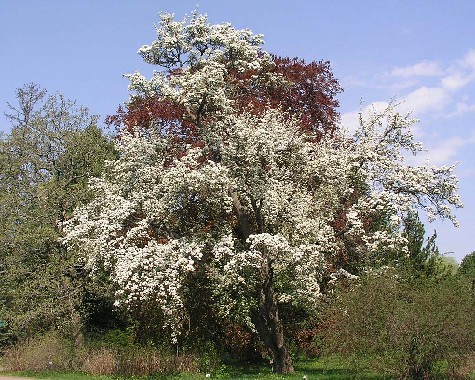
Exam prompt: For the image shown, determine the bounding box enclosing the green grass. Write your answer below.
[0,357,391,380]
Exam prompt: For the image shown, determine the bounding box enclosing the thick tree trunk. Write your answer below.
[230,189,293,373]
[251,257,294,374]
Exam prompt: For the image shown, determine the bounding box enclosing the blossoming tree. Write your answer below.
[64,12,462,373]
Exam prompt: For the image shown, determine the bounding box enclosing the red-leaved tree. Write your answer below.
[106,55,342,140]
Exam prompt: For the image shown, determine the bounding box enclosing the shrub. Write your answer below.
[220,321,263,361]
[80,347,117,375]
[87,328,134,349]
[0,321,13,352]
[321,272,475,379]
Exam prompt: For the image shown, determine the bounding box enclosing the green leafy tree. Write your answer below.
[0,84,116,345]
[402,211,446,278]
[459,251,475,293]
[459,251,475,277]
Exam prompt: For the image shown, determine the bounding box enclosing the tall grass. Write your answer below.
[3,331,474,379]
[2,331,198,376]
[82,346,198,376]
[4,331,74,372]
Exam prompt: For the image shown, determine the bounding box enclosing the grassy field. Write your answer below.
[4,355,475,380]
[0,357,389,380]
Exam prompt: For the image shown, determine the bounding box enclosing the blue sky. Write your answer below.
[1,1,474,262]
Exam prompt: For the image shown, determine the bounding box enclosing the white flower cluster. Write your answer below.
[128,11,278,119]
[211,231,325,324]
[63,129,231,340]
[352,103,462,230]
[138,11,265,71]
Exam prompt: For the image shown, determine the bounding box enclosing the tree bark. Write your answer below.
[229,187,251,241]
[251,256,294,374]
[229,190,293,373]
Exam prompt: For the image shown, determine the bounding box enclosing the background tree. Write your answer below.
[0,84,117,345]
[459,251,475,293]
[107,55,342,139]
[64,12,461,374]
[459,251,475,277]
[402,211,441,277]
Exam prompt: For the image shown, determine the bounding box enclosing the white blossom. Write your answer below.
[64,13,462,342]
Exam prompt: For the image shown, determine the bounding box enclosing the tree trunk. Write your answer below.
[251,256,294,374]
[230,190,293,373]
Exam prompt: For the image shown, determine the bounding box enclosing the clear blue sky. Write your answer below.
[1,1,474,262]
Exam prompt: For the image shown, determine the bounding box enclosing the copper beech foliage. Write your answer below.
[106,55,342,142]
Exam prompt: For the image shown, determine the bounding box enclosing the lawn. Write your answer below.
[0,357,390,380]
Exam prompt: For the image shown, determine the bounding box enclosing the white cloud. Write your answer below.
[365,101,391,114]
[418,136,466,165]
[349,65,471,119]
[341,48,475,166]
[438,49,475,91]
[390,61,443,77]
[340,110,360,133]
[462,49,475,69]
[400,86,449,115]
[363,49,475,117]
[408,133,475,167]
[448,102,475,117]
[441,73,474,90]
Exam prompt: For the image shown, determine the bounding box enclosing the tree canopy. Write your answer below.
[63,12,462,374]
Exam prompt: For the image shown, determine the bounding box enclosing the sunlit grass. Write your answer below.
[0,357,391,380]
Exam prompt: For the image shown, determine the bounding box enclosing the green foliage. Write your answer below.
[0,320,13,350]
[437,255,459,276]
[322,272,475,379]
[0,83,117,343]
[89,329,135,349]
[402,211,442,278]
[460,251,475,278]
[194,341,223,374]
